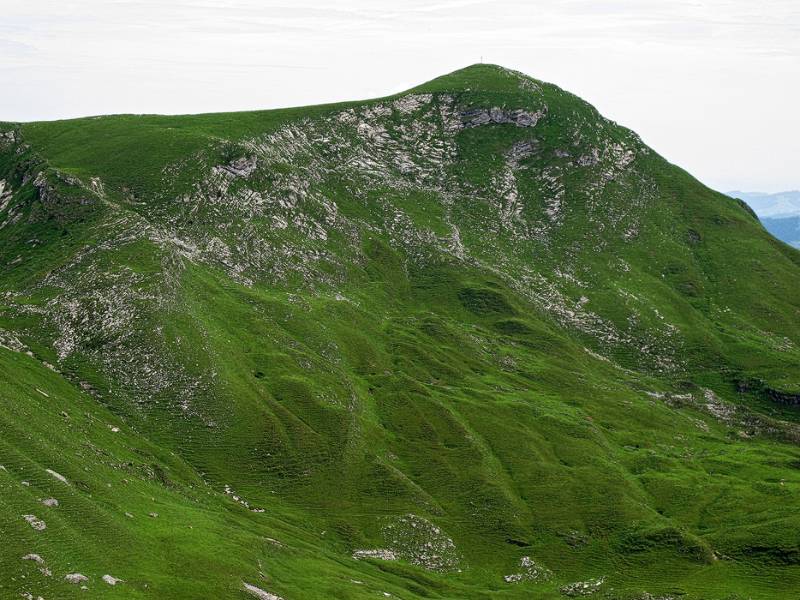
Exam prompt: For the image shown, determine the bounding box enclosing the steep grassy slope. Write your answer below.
[2,65,800,599]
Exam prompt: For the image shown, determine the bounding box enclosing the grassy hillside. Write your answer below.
[1,64,800,599]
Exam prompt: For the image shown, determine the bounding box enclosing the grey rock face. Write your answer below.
[0,130,17,148]
[352,548,397,561]
[577,148,601,167]
[216,156,258,178]
[242,582,284,600]
[507,140,540,168]
[503,555,552,583]
[560,576,606,596]
[23,514,47,531]
[22,553,44,563]
[460,107,546,128]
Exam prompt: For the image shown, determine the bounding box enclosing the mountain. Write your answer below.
[727,191,800,248]
[728,190,800,218]
[761,215,800,248]
[2,64,800,599]
[728,191,800,248]
[759,215,800,248]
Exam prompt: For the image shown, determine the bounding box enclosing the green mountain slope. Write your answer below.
[1,64,800,599]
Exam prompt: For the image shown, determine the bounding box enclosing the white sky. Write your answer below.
[1,0,798,192]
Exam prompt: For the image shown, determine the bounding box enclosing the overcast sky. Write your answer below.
[1,0,797,192]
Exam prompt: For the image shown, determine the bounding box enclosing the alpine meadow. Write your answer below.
[2,64,800,599]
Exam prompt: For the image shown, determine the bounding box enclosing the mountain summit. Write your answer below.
[1,65,800,599]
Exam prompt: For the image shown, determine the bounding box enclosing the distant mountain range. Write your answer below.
[728,191,800,247]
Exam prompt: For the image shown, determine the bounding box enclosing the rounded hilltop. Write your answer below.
[406,63,609,139]
[410,63,546,94]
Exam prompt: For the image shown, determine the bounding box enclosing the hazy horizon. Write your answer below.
[2,0,797,192]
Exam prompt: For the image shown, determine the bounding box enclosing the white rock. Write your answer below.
[41,497,59,507]
[23,515,46,530]
[102,574,123,585]
[243,582,284,600]
[46,469,69,485]
[65,573,89,584]
[22,553,44,563]
[352,549,397,561]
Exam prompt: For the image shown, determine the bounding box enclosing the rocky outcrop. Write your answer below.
[22,554,44,563]
[506,140,540,168]
[766,387,800,405]
[46,468,69,485]
[736,378,800,406]
[381,514,461,572]
[23,514,46,531]
[243,582,283,600]
[215,156,258,178]
[460,107,546,128]
[31,169,96,225]
[0,129,18,148]
[560,577,605,596]
[503,555,552,583]
[352,548,397,561]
